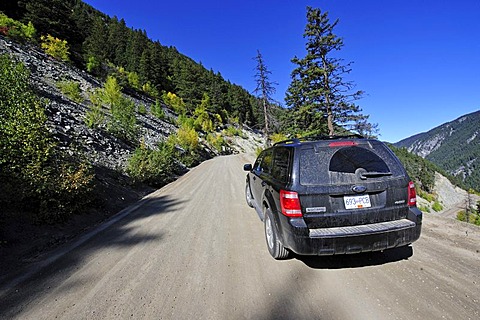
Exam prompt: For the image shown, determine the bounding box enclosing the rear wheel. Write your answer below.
[245,183,254,208]
[264,207,290,259]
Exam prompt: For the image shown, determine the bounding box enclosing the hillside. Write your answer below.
[0,33,264,266]
[0,0,265,128]
[389,144,479,217]
[395,110,480,191]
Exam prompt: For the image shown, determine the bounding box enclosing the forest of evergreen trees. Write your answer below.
[0,0,265,128]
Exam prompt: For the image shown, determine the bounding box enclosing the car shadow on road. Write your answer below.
[295,246,414,269]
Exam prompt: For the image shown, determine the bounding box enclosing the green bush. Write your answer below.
[142,82,159,98]
[38,159,94,222]
[151,99,165,119]
[0,54,93,222]
[270,133,288,144]
[225,126,241,137]
[138,104,147,115]
[108,97,139,143]
[41,34,70,61]
[86,56,101,74]
[177,125,199,152]
[432,201,443,212]
[177,114,195,129]
[418,204,431,213]
[85,89,105,128]
[207,133,228,152]
[163,92,186,115]
[127,141,177,186]
[89,76,139,143]
[57,80,83,103]
[0,54,54,203]
[0,13,36,40]
[417,190,436,203]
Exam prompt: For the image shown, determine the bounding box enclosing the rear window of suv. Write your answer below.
[299,141,404,185]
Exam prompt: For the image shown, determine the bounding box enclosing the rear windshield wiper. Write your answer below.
[360,171,392,179]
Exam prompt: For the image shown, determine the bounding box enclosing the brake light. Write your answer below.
[328,141,358,147]
[280,190,302,217]
[407,181,417,207]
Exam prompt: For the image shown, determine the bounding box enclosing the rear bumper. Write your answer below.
[281,207,422,255]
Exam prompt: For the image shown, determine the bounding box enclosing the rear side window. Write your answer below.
[271,147,292,183]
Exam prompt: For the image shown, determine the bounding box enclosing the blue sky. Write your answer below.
[82,0,480,143]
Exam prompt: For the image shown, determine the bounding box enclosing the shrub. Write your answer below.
[0,54,93,222]
[177,114,195,129]
[0,13,36,40]
[163,92,186,115]
[0,54,54,203]
[90,76,139,143]
[207,133,228,152]
[138,104,147,115]
[225,126,238,137]
[177,125,199,152]
[151,99,165,119]
[57,80,83,103]
[102,76,122,106]
[432,201,443,212]
[85,89,105,128]
[270,133,288,144]
[108,96,139,143]
[418,204,431,213]
[127,71,140,90]
[40,34,70,61]
[38,159,94,222]
[86,56,101,74]
[127,141,177,187]
[417,190,436,203]
[142,81,159,98]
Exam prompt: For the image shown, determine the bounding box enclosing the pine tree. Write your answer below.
[253,50,277,146]
[285,7,370,136]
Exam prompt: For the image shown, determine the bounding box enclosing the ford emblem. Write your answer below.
[352,185,367,193]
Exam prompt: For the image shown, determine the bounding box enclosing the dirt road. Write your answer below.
[0,154,479,319]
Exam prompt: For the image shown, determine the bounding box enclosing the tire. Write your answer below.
[264,207,290,259]
[245,183,254,208]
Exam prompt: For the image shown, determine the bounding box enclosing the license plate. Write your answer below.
[344,195,371,209]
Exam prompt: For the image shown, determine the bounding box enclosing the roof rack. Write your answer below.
[273,134,365,146]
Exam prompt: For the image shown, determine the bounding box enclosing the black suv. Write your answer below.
[243,135,422,259]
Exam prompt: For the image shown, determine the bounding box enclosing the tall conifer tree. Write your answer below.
[285,7,370,136]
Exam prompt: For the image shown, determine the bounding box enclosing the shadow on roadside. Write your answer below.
[0,194,185,318]
[295,245,414,269]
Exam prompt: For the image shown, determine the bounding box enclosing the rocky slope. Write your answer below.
[1,34,263,175]
[416,172,480,218]
[0,34,264,268]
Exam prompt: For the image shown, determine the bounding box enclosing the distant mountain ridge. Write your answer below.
[394,110,480,191]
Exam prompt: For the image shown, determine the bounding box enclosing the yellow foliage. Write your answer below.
[177,125,198,151]
[40,34,70,61]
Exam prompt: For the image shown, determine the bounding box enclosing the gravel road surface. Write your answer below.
[0,154,479,319]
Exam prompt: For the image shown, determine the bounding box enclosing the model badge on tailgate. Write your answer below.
[306,207,327,213]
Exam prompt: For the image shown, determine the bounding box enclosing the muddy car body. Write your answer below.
[244,136,422,259]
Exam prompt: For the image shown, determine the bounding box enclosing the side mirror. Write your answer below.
[243,164,252,171]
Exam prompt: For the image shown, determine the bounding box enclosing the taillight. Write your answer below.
[280,190,302,217]
[407,181,417,207]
